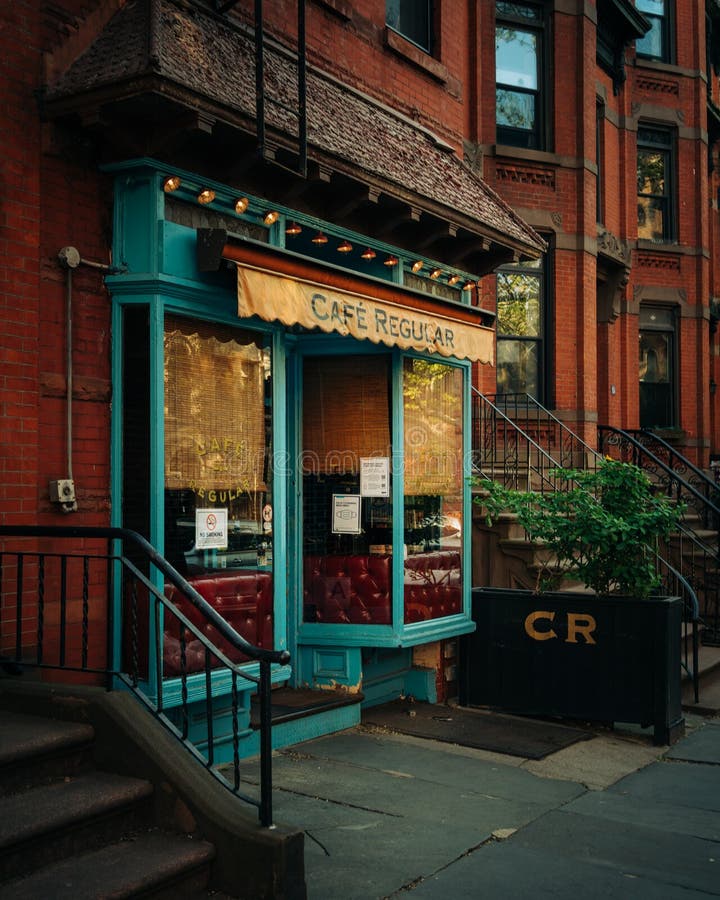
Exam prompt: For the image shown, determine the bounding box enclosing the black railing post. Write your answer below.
[259,658,274,827]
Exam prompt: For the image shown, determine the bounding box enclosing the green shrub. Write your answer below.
[478,458,683,598]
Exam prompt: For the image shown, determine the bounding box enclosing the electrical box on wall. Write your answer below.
[49,479,77,512]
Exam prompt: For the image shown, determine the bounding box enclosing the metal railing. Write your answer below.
[598,426,720,645]
[472,391,600,492]
[599,427,720,535]
[0,525,289,827]
[472,390,700,699]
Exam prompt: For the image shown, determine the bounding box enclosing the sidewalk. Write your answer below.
[238,708,720,898]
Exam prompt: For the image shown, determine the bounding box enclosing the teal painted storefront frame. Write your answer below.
[105,158,477,721]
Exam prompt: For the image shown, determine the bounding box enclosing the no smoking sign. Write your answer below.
[195,508,228,549]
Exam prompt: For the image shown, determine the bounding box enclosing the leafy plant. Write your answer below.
[478,458,683,598]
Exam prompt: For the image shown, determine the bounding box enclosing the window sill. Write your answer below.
[384,27,448,84]
[493,144,555,164]
[636,239,679,251]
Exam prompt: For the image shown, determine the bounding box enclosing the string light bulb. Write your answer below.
[197,189,215,205]
[163,175,181,193]
[263,210,280,225]
[234,197,249,214]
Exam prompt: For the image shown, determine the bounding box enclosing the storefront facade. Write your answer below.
[108,159,508,752]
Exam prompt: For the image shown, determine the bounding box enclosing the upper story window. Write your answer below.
[596,99,605,225]
[637,125,675,242]
[495,256,547,402]
[386,0,432,53]
[495,1,548,150]
[636,0,672,62]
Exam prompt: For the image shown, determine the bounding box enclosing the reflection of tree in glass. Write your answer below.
[637,151,664,194]
[497,272,540,336]
[497,2,541,21]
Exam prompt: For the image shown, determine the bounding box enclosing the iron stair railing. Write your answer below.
[472,390,700,700]
[600,427,720,535]
[0,525,289,827]
[598,426,720,645]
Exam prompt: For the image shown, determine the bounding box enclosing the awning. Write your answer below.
[237,266,494,364]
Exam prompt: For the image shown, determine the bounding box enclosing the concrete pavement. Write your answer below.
[235,709,720,898]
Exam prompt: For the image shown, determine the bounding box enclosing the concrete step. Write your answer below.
[0,770,154,880]
[0,829,215,899]
[0,710,94,796]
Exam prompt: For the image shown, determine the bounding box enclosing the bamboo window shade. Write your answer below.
[164,317,269,492]
[303,356,391,474]
[403,359,463,495]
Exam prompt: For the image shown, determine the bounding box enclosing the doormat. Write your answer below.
[362,700,592,760]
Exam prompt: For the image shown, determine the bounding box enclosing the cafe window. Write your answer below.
[403,358,464,624]
[637,125,675,242]
[300,354,465,628]
[495,257,546,401]
[495,1,548,150]
[302,355,393,625]
[163,316,273,577]
[386,0,433,52]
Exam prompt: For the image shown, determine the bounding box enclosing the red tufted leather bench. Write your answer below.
[302,551,462,625]
[163,571,273,676]
[303,555,392,624]
[404,551,462,622]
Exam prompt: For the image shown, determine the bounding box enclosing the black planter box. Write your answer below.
[460,587,684,745]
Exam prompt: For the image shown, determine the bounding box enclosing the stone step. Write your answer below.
[0,770,155,881]
[0,710,94,796]
[0,829,215,899]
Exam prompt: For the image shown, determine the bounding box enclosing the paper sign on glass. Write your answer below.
[332,494,362,534]
[195,508,228,549]
[360,457,390,497]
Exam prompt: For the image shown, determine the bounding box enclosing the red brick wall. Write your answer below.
[0,1,112,525]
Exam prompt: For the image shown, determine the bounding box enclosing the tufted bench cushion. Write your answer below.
[404,551,462,622]
[302,551,462,625]
[163,571,273,676]
[303,555,392,624]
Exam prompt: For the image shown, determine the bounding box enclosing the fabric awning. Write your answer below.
[237,266,494,364]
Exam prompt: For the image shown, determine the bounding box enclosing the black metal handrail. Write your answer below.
[0,525,289,826]
[598,425,720,646]
[472,390,601,490]
[472,389,700,699]
[600,426,720,531]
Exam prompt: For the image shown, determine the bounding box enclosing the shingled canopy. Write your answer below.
[42,0,545,272]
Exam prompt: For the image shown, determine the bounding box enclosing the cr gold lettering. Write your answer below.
[524,610,597,644]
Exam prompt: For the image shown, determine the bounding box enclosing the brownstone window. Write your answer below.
[495,256,547,401]
[386,0,432,53]
[637,125,675,242]
[495,1,548,150]
[636,0,673,63]
[639,306,677,428]
[596,98,605,225]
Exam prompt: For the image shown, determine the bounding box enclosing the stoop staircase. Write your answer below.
[0,709,217,898]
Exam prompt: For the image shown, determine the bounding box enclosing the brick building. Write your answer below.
[0,0,719,750]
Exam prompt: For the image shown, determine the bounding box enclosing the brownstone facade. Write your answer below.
[1,0,719,510]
